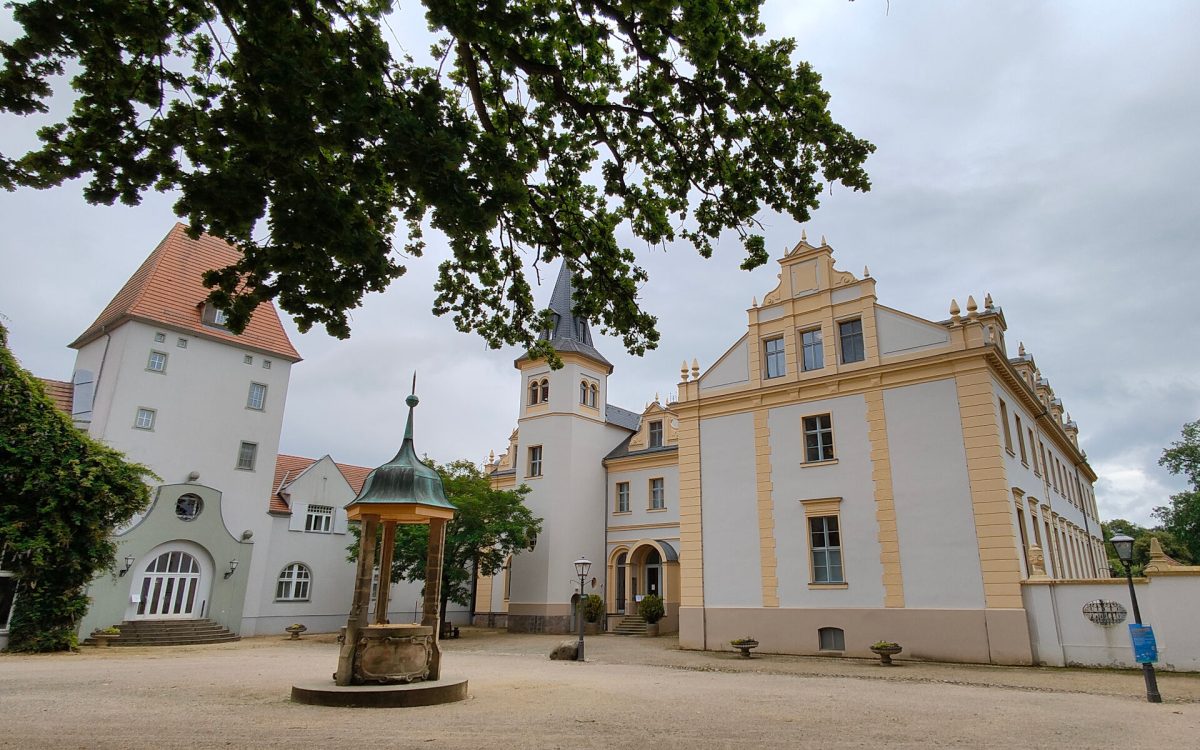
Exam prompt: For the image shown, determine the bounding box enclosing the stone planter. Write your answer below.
[584,621,601,636]
[870,645,903,665]
[731,640,759,658]
[644,622,660,637]
[93,633,119,648]
[285,624,308,640]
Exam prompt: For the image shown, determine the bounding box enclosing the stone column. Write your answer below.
[423,516,448,680]
[374,521,397,624]
[335,515,378,686]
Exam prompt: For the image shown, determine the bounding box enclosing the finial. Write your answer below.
[949,298,961,323]
[489,449,495,463]
[403,372,419,440]
[820,234,827,246]
[1018,341,1026,356]
[985,292,994,310]
[752,295,758,308]
[966,295,978,314]
[863,265,870,278]
[681,360,689,381]
[691,358,700,379]
[801,229,807,242]
[654,392,660,403]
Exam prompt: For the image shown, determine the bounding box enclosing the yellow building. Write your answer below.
[477,236,1105,664]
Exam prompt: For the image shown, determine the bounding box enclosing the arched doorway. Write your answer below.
[128,542,213,620]
[615,552,627,614]
[643,548,662,600]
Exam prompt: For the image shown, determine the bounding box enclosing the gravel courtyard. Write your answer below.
[2,628,1198,749]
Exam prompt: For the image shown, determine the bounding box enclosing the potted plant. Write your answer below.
[870,640,903,665]
[730,636,759,658]
[638,595,665,636]
[93,626,121,648]
[581,594,605,635]
[285,623,308,640]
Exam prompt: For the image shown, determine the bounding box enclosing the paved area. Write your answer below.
[2,628,1198,748]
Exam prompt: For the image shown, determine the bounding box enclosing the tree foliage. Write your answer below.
[0,1,873,357]
[354,459,540,616]
[0,324,154,651]
[1155,420,1200,562]
[1101,519,1194,578]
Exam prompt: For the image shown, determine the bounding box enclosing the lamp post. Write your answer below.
[574,557,591,662]
[1109,534,1161,703]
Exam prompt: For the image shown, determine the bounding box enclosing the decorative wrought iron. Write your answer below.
[1082,599,1127,626]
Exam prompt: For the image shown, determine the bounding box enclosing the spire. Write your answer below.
[524,260,612,369]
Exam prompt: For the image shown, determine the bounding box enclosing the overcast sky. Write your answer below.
[2,1,1197,526]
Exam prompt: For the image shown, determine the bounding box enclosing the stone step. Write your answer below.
[84,618,239,647]
[613,614,648,635]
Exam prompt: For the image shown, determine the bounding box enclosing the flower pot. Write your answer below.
[732,641,759,658]
[870,645,903,665]
[584,621,600,636]
[93,633,119,648]
[644,622,660,637]
[285,625,308,640]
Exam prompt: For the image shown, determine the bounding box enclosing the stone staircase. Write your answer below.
[85,619,240,647]
[613,614,648,636]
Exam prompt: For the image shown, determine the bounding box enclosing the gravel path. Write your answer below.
[2,628,1197,749]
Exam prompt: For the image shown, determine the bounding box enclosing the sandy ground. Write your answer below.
[2,628,1198,749]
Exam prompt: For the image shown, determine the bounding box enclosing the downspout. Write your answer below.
[604,458,610,631]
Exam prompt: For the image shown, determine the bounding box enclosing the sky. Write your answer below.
[2,1,1197,526]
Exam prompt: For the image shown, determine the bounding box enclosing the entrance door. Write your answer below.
[644,549,662,599]
[615,553,627,614]
[135,551,202,619]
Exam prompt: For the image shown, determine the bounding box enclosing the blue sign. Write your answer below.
[1129,624,1158,664]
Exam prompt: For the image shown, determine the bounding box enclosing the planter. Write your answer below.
[93,633,119,648]
[584,621,601,636]
[870,645,903,665]
[285,624,308,640]
[644,622,660,637]
[731,640,759,658]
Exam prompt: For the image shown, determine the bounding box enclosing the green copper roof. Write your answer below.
[347,392,457,512]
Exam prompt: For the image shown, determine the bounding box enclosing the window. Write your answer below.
[540,379,549,403]
[528,445,543,477]
[154,332,166,343]
[809,516,844,583]
[1015,504,1031,574]
[134,407,156,430]
[236,441,258,471]
[818,627,845,651]
[589,384,598,407]
[801,328,824,371]
[1029,429,1039,474]
[529,380,540,405]
[1015,415,1028,464]
[177,337,188,348]
[529,378,549,405]
[214,308,229,326]
[306,504,333,533]
[616,482,630,513]
[838,319,865,364]
[175,493,203,521]
[147,350,167,372]
[276,563,311,601]
[999,399,1013,453]
[247,382,267,410]
[649,478,665,509]
[580,381,589,405]
[1039,443,1048,480]
[263,359,272,369]
[803,414,834,462]
[243,354,253,365]
[763,337,786,379]
[649,420,663,448]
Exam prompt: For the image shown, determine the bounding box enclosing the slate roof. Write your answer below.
[71,223,301,361]
[516,261,612,369]
[269,453,372,515]
[604,403,641,432]
[604,434,679,461]
[37,378,74,415]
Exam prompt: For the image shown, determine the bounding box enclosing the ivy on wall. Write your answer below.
[0,324,154,651]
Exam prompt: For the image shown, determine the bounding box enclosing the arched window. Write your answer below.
[529,380,540,405]
[540,379,549,403]
[589,383,598,407]
[276,563,311,601]
[818,627,845,651]
[580,380,589,405]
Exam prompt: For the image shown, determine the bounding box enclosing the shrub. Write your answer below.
[871,641,900,650]
[638,595,664,624]
[581,594,605,623]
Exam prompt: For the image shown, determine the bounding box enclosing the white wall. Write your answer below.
[699,412,761,607]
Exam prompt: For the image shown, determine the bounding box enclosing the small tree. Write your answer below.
[0,324,153,651]
[638,594,664,624]
[1156,420,1200,562]
[581,594,605,624]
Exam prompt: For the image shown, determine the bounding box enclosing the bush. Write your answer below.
[581,594,605,623]
[638,595,664,624]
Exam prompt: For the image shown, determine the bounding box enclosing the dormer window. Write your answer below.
[649,420,663,448]
[202,303,230,329]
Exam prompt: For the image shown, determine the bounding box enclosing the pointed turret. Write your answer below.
[518,260,612,369]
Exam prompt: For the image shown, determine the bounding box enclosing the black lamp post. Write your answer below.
[574,556,591,662]
[1109,534,1161,703]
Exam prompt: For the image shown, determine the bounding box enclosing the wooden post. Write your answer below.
[423,516,448,680]
[335,515,379,686]
[374,521,397,624]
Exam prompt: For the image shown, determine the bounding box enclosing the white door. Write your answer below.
[134,551,202,619]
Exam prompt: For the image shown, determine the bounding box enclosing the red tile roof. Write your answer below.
[37,378,73,414]
[71,224,301,361]
[268,453,373,515]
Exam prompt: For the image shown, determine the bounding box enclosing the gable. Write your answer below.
[875,306,951,356]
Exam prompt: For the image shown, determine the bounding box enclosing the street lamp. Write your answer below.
[1109,534,1162,703]
[574,556,591,662]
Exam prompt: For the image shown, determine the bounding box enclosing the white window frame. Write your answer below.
[177,337,188,349]
[147,350,168,373]
[838,318,865,364]
[275,563,311,601]
[763,336,786,379]
[247,382,267,411]
[802,414,835,462]
[649,477,665,510]
[154,332,166,343]
[528,445,543,477]
[305,505,334,533]
[648,420,663,448]
[134,407,156,430]
[236,441,258,471]
[616,482,630,513]
[0,545,17,634]
[809,515,844,584]
[801,327,824,371]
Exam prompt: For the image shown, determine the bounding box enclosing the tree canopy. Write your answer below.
[0,323,154,651]
[1155,419,1200,562]
[355,459,540,618]
[0,1,873,357]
